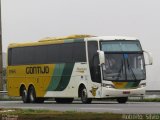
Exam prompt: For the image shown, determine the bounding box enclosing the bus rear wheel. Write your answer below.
[21,88,29,103]
[55,98,74,103]
[117,97,128,104]
[28,86,37,103]
[80,87,92,104]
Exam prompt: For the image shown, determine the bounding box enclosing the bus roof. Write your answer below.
[8,35,138,48]
[8,34,94,48]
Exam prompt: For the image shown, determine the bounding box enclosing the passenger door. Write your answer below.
[87,41,101,83]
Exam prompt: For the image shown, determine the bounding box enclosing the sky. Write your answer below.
[1,0,160,90]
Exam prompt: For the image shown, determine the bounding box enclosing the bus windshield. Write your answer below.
[101,40,142,52]
[102,53,146,81]
[100,41,146,81]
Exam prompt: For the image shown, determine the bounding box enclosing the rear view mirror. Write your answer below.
[97,50,105,65]
[143,50,153,66]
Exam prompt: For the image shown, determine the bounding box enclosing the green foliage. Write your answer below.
[0,108,121,120]
[1,108,160,120]
[2,68,6,77]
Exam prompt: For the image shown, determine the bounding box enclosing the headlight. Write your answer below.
[102,83,115,88]
[139,83,146,88]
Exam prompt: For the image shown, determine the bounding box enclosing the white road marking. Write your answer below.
[80,108,121,111]
[0,110,15,113]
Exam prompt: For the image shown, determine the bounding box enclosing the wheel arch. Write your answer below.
[19,84,26,96]
[28,84,35,91]
[78,83,86,97]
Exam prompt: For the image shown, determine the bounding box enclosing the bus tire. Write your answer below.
[55,98,74,103]
[80,86,92,104]
[117,97,128,104]
[21,87,29,103]
[28,86,37,103]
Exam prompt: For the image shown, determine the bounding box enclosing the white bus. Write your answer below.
[7,35,152,103]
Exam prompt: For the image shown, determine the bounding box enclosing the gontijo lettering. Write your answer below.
[26,66,49,74]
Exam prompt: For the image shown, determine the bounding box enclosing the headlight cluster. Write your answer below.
[102,83,115,88]
[139,83,146,88]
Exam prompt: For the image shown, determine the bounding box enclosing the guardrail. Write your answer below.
[0,91,7,94]
[0,91,8,98]
[146,90,160,95]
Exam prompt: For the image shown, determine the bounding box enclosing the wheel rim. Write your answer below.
[22,90,27,102]
[29,87,36,103]
[30,92,34,102]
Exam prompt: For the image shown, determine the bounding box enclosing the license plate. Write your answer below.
[123,91,130,94]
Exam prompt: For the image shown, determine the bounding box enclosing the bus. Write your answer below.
[7,35,152,104]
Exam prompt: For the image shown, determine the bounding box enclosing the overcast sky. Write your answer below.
[1,0,160,90]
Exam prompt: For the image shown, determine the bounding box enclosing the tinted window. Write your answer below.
[101,41,142,52]
[8,42,86,65]
[47,44,59,63]
[34,46,47,64]
[10,47,35,65]
[59,43,73,63]
[12,47,25,65]
[8,49,12,65]
[73,42,86,62]
[88,41,101,83]
[23,47,35,64]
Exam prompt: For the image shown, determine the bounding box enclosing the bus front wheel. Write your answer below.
[117,97,128,104]
[80,87,92,104]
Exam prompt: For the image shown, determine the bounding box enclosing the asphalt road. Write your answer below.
[0,101,160,114]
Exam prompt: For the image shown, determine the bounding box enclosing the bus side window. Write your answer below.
[88,41,101,83]
[73,42,86,62]
[8,48,12,65]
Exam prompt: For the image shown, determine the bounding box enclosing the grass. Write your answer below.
[0,108,160,120]
[0,108,121,120]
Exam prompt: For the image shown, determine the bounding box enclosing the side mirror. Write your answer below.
[143,50,153,66]
[97,50,105,65]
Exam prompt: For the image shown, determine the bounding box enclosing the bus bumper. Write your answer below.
[101,87,145,98]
